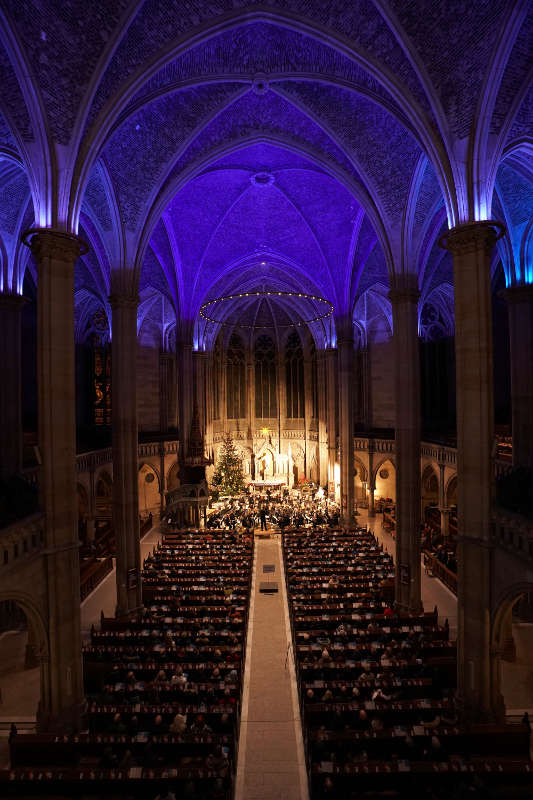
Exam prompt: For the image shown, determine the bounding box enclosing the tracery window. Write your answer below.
[285,331,304,418]
[255,335,277,418]
[226,334,245,419]
[311,343,318,418]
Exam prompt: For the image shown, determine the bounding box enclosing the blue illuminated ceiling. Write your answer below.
[0,5,530,345]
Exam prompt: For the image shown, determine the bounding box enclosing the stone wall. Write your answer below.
[369,337,395,427]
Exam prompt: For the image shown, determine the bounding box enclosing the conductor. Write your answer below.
[259,505,268,531]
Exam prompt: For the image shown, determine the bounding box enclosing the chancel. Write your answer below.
[0,2,532,798]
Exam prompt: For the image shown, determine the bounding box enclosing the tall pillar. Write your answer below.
[110,293,142,616]
[440,220,504,719]
[205,354,214,458]
[277,349,284,461]
[506,285,533,467]
[317,350,328,487]
[23,228,85,731]
[304,354,313,478]
[325,348,337,495]
[159,352,173,434]
[246,354,255,448]
[0,292,25,478]
[359,346,371,428]
[438,461,449,539]
[389,275,422,612]
[195,350,209,436]
[177,341,194,456]
[368,440,375,515]
[337,316,354,527]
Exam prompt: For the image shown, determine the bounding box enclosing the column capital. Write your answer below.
[335,314,354,344]
[438,220,505,256]
[109,293,139,310]
[504,284,533,304]
[388,274,420,305]
[22,227,88,261]
[0,292,26,310]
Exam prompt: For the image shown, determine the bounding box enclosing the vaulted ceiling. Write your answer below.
[0,2,531,347]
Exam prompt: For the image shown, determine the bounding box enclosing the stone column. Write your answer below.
[159,352,173,434]
[368,440,376,516]
[506,285,533,467]
[247,354,255,455]
[110,293,142,616]
[86,517,96,542]
[0,292,25,478]
[359,346,371,428]
[159,442,166,520]
[196,350,209,435]
[317,350,328,487]
[325,348,337,495]
[204,354,214,460]
[277,350,284,462]
[440,220,504,719]
[177,341,194,455]
[389,275,422,612]
[337,316,354,526]
[23,228,85,731]
[303,351,314,479]
[438,461,449,539]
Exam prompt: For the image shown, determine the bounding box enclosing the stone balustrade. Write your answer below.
[0,513,45,570]
[493,507,533,563]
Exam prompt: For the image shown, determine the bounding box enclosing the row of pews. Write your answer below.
[3,528,253,799]
[282,526,532,799]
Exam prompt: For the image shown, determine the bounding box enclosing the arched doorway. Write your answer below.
[446,474,457,507]
[139,463,160,515]
[95,470,112,516]
[0,595,47,723]
[167,461,180,491]
[492,585,533,718]
[354,458,368,505]
[421,465,439,527]
[374,459,396,503]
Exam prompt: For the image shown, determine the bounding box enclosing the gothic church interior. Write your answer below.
[0,1,533,798]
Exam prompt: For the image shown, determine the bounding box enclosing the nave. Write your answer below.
[2,504,532,800]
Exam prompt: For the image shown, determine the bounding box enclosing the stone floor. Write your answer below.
[501,623,533,715]
[235,533,308,800]
[0,630,40,721]
[0,630,39,769]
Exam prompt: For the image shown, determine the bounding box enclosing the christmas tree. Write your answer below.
[212,433,245,496]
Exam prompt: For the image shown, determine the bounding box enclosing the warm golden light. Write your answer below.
[261,427,270,437]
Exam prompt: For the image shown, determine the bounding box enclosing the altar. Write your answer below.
[250,479,285,491]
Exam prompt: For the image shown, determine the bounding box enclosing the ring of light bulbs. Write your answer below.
[199,290,333,328]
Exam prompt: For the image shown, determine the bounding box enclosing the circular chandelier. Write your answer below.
[199,290,333,329]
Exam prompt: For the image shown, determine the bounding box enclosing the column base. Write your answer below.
[454,691,501,725]
[115,603,144,619]
[37,701,86,734]
[24,644,40,669]
[395,600,424,616]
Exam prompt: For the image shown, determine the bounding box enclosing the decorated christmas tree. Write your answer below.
[211,433,245,496]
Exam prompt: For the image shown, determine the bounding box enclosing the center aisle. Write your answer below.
[236,533,309,800]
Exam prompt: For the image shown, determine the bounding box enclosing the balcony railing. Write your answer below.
[0,513,45,570]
